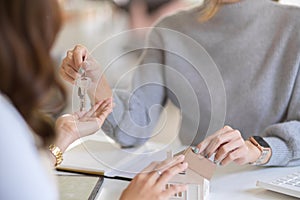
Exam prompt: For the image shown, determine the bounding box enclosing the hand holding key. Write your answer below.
[60,45,112,102]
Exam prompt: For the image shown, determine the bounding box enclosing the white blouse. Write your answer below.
[0,94,58,200]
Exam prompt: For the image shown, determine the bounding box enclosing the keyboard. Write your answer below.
[256,171,300,198]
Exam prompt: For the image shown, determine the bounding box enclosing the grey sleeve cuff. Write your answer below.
[261,121,300,166]
[101,93,125,143]
[262,137,292,166]
[101,91,150,147]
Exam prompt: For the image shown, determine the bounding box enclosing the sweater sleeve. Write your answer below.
[262,66,300,167]
[101,29,167,147]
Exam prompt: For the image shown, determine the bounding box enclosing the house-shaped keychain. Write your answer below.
[167,147,217,200]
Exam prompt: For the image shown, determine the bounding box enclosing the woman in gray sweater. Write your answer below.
[61,0,300,167]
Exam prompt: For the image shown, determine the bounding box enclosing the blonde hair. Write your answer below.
[198,0,222,22]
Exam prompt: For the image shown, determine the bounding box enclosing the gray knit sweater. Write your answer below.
[102,0,300,166]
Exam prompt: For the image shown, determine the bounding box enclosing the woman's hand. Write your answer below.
[120,155,188,200]
[60,45,97,84]
[54,98,113,153]
[196,126,261,166]
[60,44,112,101]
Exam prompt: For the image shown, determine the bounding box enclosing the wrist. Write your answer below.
[88,77,112,103]
[245,140,261,163]
[54,130,77,153]
[49,144,63,167]
[247,136,272,165]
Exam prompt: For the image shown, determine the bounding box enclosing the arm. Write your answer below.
[196,67,300,167]
[103,53,167,147]
[60,30,167,147]
[261,67,300,166]
[103,28,168,147]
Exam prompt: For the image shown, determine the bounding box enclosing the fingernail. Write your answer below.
[177,155,185,160]
[214,160,222,166]
[182,162,188,167]
[192,147,200,154]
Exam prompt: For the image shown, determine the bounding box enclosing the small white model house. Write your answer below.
[167,147,216,200]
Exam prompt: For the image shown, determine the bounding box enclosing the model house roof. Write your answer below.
[170,147,216,184]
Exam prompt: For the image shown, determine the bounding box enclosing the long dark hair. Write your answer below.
[0,0,66,148]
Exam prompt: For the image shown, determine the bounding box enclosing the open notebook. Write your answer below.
[57,139,185,179]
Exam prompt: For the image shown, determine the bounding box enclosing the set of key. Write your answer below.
[76,62,91,112]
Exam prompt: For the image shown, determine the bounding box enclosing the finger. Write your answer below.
[161,184,187,199]
[62,50,79,74]
[137,161,160,185]
[140,161,160,174]
[74,101,104,120]
[220,146,248,166]
[73,111,86,120]
[96,109,112,127]
[139,155,185,187]
[197,125,233,154]
[214,137,245,164]
[73,45,88,68]
[95,98,113,114]
[59,66,76,84]
[204,129,241,158]
[156,162,188,187]
[95,98,113,119]
[63,64,80,80]
[155,155,185,172]
[66,50,76,69]
[82,101,104,118]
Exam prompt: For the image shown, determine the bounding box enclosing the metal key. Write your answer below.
[76,62,91,112]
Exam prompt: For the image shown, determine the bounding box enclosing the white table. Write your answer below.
[96,164,300,200]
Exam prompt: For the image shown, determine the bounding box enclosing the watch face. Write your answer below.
[252,136,270,148]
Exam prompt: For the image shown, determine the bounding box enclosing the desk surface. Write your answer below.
[96,164,300,200]
[65,134,300,200]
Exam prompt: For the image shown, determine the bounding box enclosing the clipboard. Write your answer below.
[57,175,104,200]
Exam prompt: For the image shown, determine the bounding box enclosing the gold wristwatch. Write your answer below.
[49,144,63,167]
[248,136,271,165]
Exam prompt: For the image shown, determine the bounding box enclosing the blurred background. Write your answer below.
[52,0,300,87]
[53,0,201,86]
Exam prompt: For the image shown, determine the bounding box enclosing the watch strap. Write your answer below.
[249,136,271,165]
[49,144,63,167]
